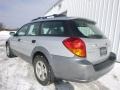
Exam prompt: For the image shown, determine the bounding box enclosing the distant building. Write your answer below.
[45,0,120,61]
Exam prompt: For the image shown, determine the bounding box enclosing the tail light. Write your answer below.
[63,37,86,57]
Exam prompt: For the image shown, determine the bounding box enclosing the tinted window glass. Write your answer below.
[17,25,29,36]
[72,20,106,38]
[27,23,40,36]
[41,21,66,36]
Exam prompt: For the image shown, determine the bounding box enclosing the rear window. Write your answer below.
[72,20,106,39]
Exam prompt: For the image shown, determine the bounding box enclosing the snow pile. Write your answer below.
[0,31,10,38]
[0,31,11,46]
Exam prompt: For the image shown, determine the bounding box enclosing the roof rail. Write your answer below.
[32,14,66,21]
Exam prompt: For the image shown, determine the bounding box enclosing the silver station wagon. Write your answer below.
[6,14,116,86]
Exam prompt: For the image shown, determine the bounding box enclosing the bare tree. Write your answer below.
[0,22,4,31]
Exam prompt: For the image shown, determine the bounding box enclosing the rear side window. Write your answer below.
[27,23,40,36]
[41,21,67,36]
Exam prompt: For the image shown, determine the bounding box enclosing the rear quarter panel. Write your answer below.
[35,36,74,57]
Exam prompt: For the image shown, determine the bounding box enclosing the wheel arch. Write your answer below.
[32,51,48,64]
[31,46,53,67]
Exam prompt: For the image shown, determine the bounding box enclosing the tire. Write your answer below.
[6,43,15,58]
[33,54,54,86]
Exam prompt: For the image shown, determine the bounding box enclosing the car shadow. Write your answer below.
[54,80,74,90]
[54,80,109,90]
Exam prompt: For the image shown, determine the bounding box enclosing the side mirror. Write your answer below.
[9,32,15,36]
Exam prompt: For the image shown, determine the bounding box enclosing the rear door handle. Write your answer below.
[18,38,21,42]
[32,40,36,43]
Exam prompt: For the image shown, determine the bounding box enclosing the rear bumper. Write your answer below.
[52,52,116,82]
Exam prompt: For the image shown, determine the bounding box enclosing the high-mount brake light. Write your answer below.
[63,37,86,57]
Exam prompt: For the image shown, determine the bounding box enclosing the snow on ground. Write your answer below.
[0,31,120,90]
[0,31,10,36]
[0,31,10,46]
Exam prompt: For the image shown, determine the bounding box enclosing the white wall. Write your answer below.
[45,0,120,61]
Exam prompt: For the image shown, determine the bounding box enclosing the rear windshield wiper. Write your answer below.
[88,35,103,38]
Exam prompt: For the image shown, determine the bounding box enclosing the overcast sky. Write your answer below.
[0,0,57,28]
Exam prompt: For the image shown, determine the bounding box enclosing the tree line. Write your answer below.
[0,22,5,31]
[0,22,18,31]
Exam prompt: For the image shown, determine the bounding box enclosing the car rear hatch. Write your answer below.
[70,19,111,64]
[81,38,111,65]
